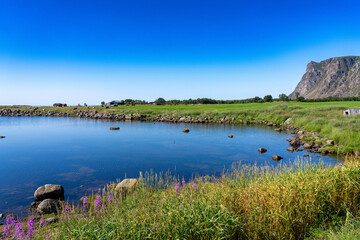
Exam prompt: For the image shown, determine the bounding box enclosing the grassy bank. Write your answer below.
[13,157,357,239]
[5,101,360,153]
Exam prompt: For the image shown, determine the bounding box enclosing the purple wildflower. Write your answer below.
[65,205,70,213]
[192,182,198,191]
[95,195,102,211]
[182,178,186,186]
[26,218,36,238]
[14,221,25,239]
[174,183,180,190]
[39,218,45,227]
[108,193,113,204]
[6,216,15,226]
[83,196,88,206]
[3,225,11,238]
[46,234,51,239]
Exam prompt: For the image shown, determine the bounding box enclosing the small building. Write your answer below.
[53,103,67,107]
[343,108,360,116]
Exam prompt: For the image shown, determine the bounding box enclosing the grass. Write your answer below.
[5,101,360,153]
[12,156,357,239]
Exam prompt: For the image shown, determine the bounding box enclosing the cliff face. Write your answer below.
[289,56,360,99]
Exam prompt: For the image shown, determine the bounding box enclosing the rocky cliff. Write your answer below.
[289,56,360,99]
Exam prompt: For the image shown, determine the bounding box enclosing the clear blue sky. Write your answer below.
[1,0,360,105]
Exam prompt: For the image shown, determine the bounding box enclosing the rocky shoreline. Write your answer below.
[0,108,347,156]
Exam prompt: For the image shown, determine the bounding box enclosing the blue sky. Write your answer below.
[1,0,360,105]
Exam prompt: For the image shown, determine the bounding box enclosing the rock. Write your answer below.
[272,156,283,161]
[355,151,360,157]
[115,179,138,194]
[182,128,190,133]
[37,199,61,215]
[34,184,64,201]
[258,148,267,153]
[304,154,310,157]
[284,118,292,124]
[0,213,4,219]
[287,147,294,153]
[45,217,58,225]
[296,148,303,152]
[30,201,41,210]
[290,139,300,148]
[274,128,281,132]
[110,127,120,130]
[297,131,305,135]
[228,135,234,138]
[303,143,312,149]
[0,136,5,138]
[326,140,334,145]
[286,138,292,142]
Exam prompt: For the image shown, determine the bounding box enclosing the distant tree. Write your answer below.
[155,97,166,105]
[295,92,300,99]
[279,93,289,101]
[101,101,105,106]
[264,95,273,102]
[254,96,262,103]
[297,96,305,102]
[84,103,87,107]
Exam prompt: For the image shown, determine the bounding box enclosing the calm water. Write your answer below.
[0,117,340,215]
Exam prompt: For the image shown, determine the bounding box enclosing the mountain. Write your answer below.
[289,56,360,99]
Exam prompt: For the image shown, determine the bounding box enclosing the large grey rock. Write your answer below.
[34,184,64,201]
[37,199,61,215]
[115,179,137,194]
[289,56,360,99]
[326,140,335,145]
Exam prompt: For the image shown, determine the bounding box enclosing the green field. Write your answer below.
[8,101,360,153]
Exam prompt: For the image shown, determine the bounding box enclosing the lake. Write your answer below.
[0,117,340,216]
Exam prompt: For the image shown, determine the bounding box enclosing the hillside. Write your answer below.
[289,56,360,99]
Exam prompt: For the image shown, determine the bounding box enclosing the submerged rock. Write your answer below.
[287,147,294,153]
[34,184,64,201]
[0,136,5,138]
[110,127,120,130]
[274,128,281,132]
[182,128,190,133]
[228,135,234,138]
[37,199,61,215]
[258,148,267,153]
[272,155,283,161]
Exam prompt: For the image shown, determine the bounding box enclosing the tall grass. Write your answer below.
[29,157,360,239]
